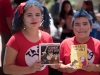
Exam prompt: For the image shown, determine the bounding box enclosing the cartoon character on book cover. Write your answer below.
[71,44,88,69]
[80,56,87,67]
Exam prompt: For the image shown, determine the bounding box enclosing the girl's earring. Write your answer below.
[41,17,43,23]
[40,18,44,26]
[40,16,43,26]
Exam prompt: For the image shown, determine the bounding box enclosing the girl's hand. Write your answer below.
[50,61,62,69]
[50,64,60,69]
[30,60,43,73]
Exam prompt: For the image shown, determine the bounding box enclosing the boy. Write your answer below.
[58,8,100,75]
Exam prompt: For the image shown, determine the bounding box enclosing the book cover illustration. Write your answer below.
[39,43,60,65]
[70,44,88,69]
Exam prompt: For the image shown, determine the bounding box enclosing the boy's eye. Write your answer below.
[83,22,88,25]
[84,24,87,25]
[75,24,80,26]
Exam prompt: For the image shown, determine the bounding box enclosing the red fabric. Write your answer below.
[6,30,53,75]
[0,0,12,33]
[60,37,100,75]
[18,2,26,17]
[12,5,18,18]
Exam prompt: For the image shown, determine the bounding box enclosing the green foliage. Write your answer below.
[45,0,53,4]
[45,0,60,10]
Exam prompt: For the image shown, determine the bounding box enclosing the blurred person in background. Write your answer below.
[82,0,100,38]
[58,0,74,41]
[1,0,28,68]
[50,0,60,29]
[82,0,98,24]
[12,0,28,15]
[0,0,12,66]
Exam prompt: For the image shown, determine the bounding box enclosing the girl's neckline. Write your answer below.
[21,30,42,44]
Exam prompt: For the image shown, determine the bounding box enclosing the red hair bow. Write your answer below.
[18,2,26,17]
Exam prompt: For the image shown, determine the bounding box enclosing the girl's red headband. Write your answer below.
[18,2,26,17]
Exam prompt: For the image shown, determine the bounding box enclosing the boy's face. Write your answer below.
[73,17,92,38]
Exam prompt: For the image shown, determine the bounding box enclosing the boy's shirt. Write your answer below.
[60,37,100,75]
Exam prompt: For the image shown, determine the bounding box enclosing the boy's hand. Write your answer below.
[82,64,95,72]
[65,63,77,73]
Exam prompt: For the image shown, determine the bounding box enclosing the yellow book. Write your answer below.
[70,44,88,69]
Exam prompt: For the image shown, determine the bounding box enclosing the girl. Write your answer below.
[3,0,58,75]
[58,0,74,40]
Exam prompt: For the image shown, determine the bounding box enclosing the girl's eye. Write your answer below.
[36,14,41,16]
[83,23,87,25]
[27,14,40,17]
[27,15,32,17]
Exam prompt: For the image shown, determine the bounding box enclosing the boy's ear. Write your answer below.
[90,25,93,32]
